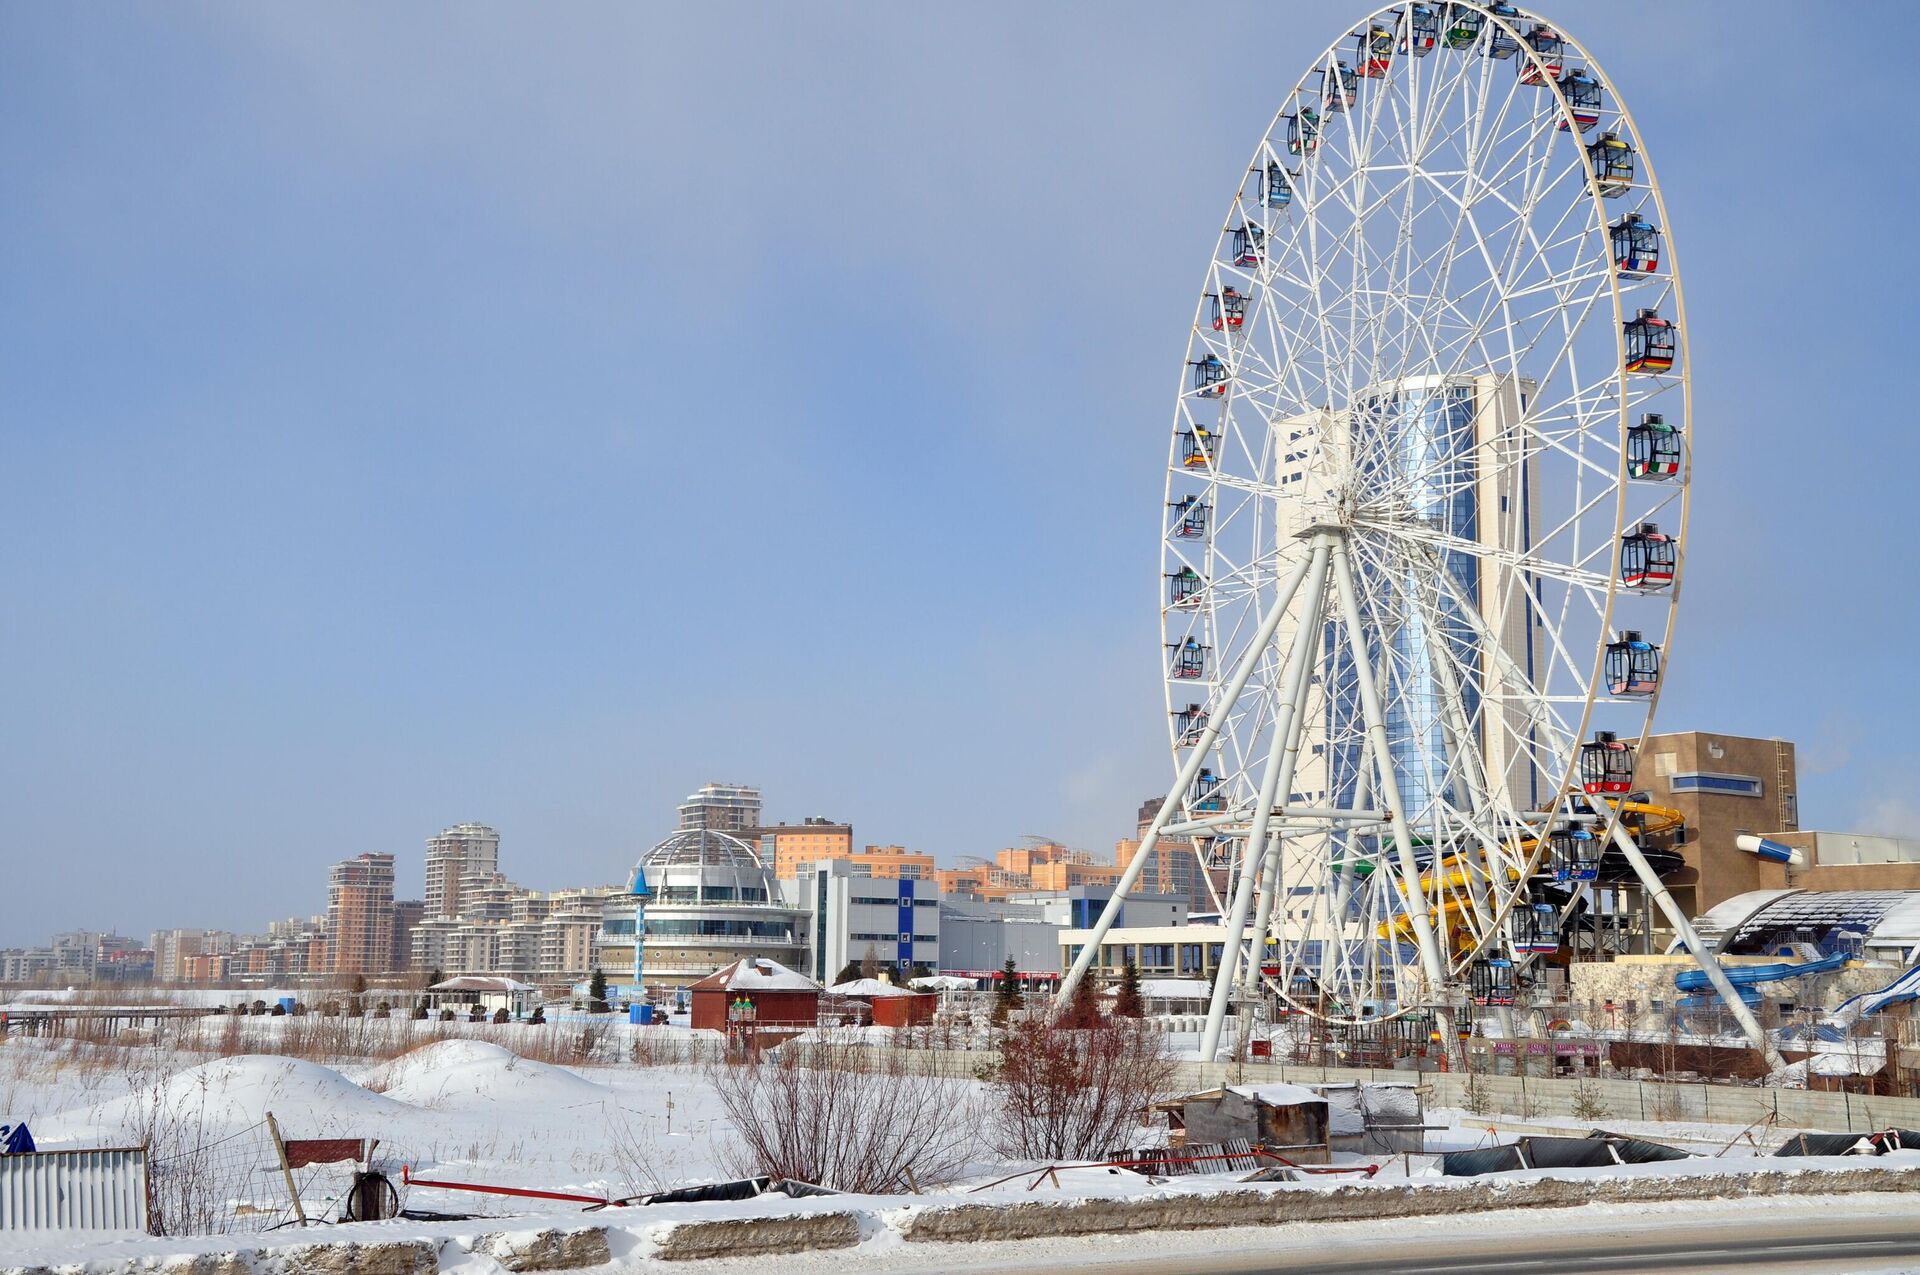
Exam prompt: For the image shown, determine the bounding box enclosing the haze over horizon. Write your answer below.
[4,1,1915,947]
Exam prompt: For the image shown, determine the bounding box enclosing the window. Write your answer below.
[1670,772,1763,798]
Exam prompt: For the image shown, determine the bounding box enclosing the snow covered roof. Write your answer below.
[429,977,536,994]
[687,957,820,994]
[825,978,917,998]
[910,975,978,991]
[1224,1082,1328,1108]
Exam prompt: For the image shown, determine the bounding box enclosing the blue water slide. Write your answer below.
[1672,950,1850,995]
[1676,987,1761,1010]
[1829,963,1920,1023]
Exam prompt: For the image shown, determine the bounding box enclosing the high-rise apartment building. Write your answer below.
[751,818,854,878]
[1280,376,1543,821]
[327,853,397,976]
[677,783,762,835]
[391,899,424,972]
[424,823,500,920]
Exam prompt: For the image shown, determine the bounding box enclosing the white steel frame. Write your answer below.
[1056,3,1776,1067]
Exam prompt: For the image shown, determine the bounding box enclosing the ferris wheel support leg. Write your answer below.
[1240,649,1314,999]
[1601,804,1786,1073]
[1330,537,1462,1061]
[1200,538,1332,1060]
[1055,550,1322,1010]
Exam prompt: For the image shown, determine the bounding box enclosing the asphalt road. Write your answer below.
[970,1204,1920,1275]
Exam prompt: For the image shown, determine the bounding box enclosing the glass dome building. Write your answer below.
[596,828,805,991]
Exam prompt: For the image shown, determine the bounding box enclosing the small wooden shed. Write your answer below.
[1160,1083,1331,1164]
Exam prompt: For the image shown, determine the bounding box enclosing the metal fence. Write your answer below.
[0,1148,149,1233]
[784,1043,1920,1135]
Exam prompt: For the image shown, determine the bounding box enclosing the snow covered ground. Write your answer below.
[4,1022,1916,1270]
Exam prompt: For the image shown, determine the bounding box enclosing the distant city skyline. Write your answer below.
[5,2,1916,946]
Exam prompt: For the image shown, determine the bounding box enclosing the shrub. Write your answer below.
[986,1017,1175,1160]
[708,1031,977,1192]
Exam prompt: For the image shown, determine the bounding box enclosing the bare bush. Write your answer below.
[707,1033,979,1192]
[985,1018,1177,1161]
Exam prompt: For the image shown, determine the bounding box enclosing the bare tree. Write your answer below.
[706,1032,979,1192]
[986,1017,1176,1161]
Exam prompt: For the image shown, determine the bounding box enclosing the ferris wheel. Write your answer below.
[1096,3,1695,1044]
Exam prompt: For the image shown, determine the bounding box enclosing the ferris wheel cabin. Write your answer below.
[1556,69,1603,131]
[1518,24,1565,84]
[1485,3,1522,58]
[1580,731,1636,795]
[1550,826,1601,883]
[1623,308,1677,373]
[1442,4,1483,48]
[1587,131,1637,197]
[1264,162,1294,208]
[1167,565,1203,609]
[1401,5,1439,55]
[1512,903,1562,954]
[1210,287,1247,331]
[1179,426,1217,469]
[1191,767,1226,813]
[1470,957,1517,1006]
[1170,637,1209,680]
[1287,108,1321,156]
[1168,494,1209,538]
[1173,702,1209,745]
[1230,223,1265,268]
[1191,354,1229,398]
[1627,412,1682,479]
[1324,62,1358,112]
[1619,522,1676,589]
[1605,629,1662,696]
[1357,23,1395,77]
[1610,213,1661,277]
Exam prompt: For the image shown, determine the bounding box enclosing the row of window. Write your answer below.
[650,886,770,903]
[1669,772,1763,797]
[848,896,939,907]
[848,932,938,944]
[643,919,795,939]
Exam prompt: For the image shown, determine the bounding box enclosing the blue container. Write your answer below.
[628,1004,643,1025]
[639,1004,654,1025]
[278,997,296,1014]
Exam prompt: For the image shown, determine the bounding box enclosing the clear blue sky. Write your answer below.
[3,3,1913,945]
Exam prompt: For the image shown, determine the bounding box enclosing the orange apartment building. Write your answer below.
[755,819,938,882]
[936,842,1122,900]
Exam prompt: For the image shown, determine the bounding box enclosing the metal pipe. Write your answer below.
[1055,551,1320,1006]
[1602,802,1785,1072]
[1200,538,1332,1058]
[1330,538,1460,1058]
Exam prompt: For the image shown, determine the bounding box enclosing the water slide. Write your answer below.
[1376,800,1688,943]
[1826,963,1920,1027]
[1672,950,1849,995]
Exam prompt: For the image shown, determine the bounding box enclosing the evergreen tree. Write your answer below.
[1062,971,1104,1029]
[427,966,445,990]
[908,962,933,982]
[351,973,368,997]
[588,967,610,1013]
[991,956,1023,1025]
[1114,960,1145,1018]
[834,960,864,986]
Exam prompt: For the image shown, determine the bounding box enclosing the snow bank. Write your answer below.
[34,1055,412,1145]
[372,1039,611,1109]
